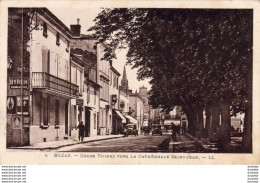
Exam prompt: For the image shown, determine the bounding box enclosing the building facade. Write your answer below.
[70,22,101,137]
[129,91,144,133]
[7,8,79,146]
[69,54,85,139]
[97,43,110,135]
[138,86,150,126]
[109,64,125,134]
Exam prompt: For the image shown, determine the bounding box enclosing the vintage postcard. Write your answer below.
[0,0,259,165]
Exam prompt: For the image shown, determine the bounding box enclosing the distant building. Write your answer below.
[129,90,144,132]
[138,86,150,126]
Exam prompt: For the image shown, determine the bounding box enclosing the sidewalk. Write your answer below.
[185,133,243,153]
[9,135,124,150]
[169,133,206,153]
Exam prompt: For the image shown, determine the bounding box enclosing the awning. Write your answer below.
[125,115,138,124]
[114,110,126,123]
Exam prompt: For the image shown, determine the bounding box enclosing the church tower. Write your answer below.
[121,65,128,90]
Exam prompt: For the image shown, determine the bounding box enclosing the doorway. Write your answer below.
[65,102,68,135]
[85,107,91,137]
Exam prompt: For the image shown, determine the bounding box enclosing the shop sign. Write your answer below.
[76,99,83,106]
[112,95,117,105]
[17,96,29,116]
[9,77,29,89]
[7,96,16,114]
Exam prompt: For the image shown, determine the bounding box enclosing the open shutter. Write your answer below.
[42,49,50,73]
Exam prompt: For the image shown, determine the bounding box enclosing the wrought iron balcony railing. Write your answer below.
[32,72,79,98]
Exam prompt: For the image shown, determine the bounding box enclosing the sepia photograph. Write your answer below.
[1,0,260,165]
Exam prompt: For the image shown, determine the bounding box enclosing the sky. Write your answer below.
[48,7,151,93]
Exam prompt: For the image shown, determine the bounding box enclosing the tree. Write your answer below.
[89,8,252,152]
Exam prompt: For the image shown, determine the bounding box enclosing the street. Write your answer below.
[57,134,170,152]
[55,133,207,153]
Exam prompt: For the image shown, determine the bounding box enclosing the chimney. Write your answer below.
[70,18,81,37]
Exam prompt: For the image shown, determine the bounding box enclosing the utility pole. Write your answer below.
[20,8,24,145]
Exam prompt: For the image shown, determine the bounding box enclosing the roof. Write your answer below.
[110,66,121,76]
[70,54,86,67]
[35,8,74,38]
[79,34,99,40]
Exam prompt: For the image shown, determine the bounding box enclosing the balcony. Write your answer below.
[32,72,79,98]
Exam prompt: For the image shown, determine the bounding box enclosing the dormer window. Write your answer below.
[43,22,48,38]
[56,32,60,46]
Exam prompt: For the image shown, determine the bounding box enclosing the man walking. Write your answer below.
[77,121,85,141]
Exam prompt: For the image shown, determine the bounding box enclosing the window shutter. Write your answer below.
[42,49,50,73]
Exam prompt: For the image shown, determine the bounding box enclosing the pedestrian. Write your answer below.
[171,122,177,142]
[77,121,85,141]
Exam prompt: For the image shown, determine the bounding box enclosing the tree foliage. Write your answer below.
[89,9,252,115]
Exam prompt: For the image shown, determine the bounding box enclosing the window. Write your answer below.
[66,60,70,81]
[55,100,59,126]
[56,32,60,46]
[41,97,49,126]
[113,75,116,88]
[71,66,77,84]
[43,22,48,38]
[87,88,90,103]
[94,89,96,105]
[94,113,97,129]
[78,106,82,122]
[106,81,109,101]
[110,71,112,86]
[80,70,83,94]
[56,54,59,77]
[116,78,119,89]
[97,112,100,132]
[71,105,77,128]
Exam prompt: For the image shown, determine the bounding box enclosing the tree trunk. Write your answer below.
[197,107,203,140]
[242,101,252,153]
[210,104,219,142]
[183,104,196,136]
[185,110,195,136]
[219,101,231,152]
[205,106,211,139]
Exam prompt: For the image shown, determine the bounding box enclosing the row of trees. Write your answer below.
[89,9,253,152]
